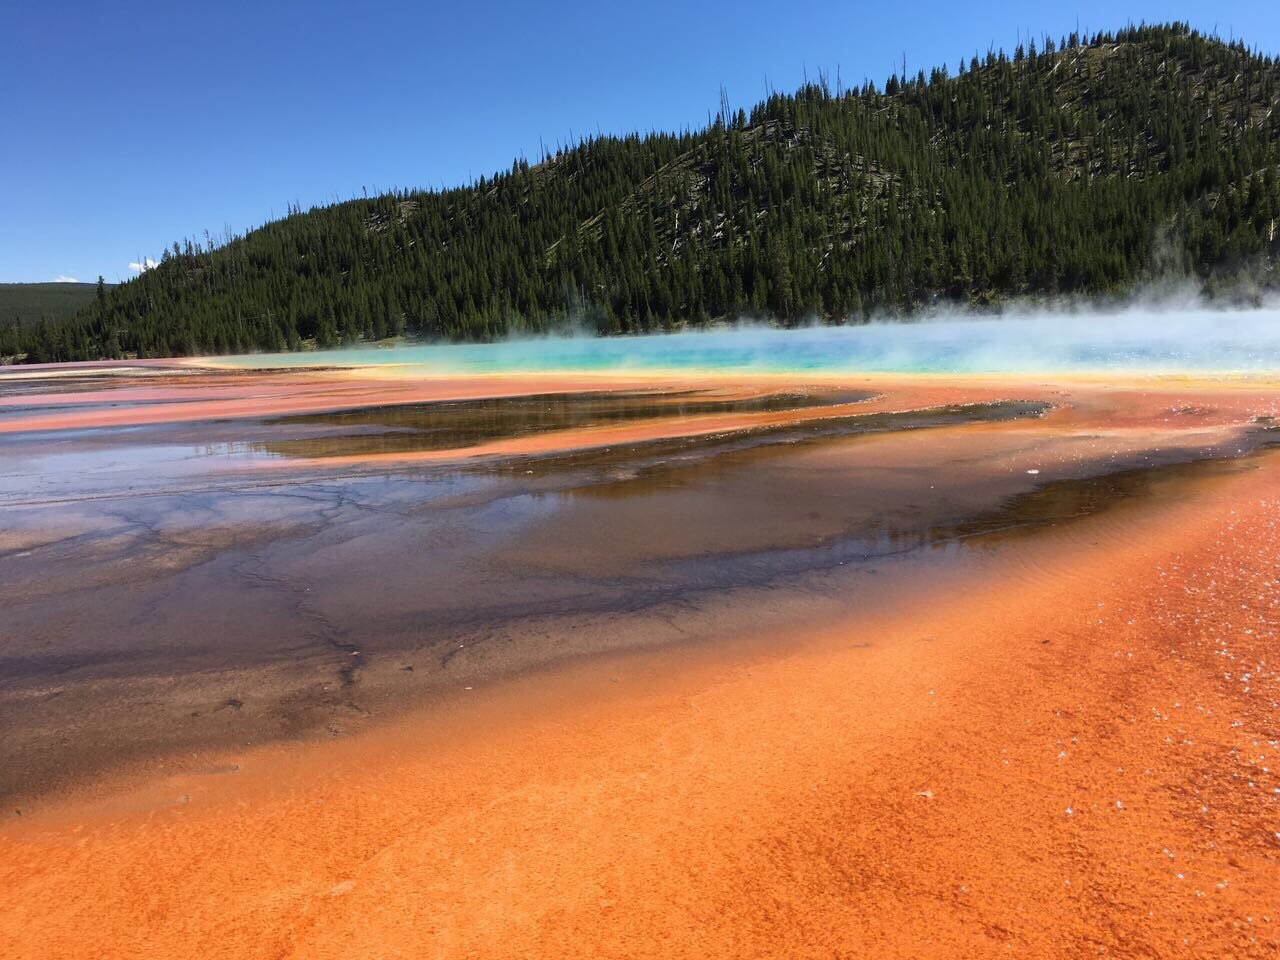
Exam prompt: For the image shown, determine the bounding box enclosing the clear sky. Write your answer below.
[3,0,1277,283]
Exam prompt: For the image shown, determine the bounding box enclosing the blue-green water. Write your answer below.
[219,309,1280,375]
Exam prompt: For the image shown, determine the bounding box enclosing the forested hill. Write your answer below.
[0,282,110,328]
[9,22,1280,363]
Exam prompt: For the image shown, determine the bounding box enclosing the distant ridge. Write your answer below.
[8,22,1279,363]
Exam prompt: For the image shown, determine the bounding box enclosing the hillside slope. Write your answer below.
[10,22,1280,363]
[0,282,109,328]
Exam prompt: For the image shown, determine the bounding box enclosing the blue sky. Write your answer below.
[3,1,1277,283]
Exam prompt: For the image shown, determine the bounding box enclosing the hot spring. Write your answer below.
[216,305,1280,375]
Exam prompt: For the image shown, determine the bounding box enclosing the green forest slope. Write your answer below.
[8,23,1279,363]
[0,282,110,329]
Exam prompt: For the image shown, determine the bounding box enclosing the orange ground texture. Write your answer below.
[2,371,1278,958]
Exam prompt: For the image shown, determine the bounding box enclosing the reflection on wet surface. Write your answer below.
[932,454,1266,545]
[244,389,878,458]
[498,400,1053,480]
[0,367,192,399]
[1,370,1276,807]
[0,394,1042,507]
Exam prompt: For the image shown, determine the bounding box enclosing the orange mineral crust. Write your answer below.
[3,450,1277,957]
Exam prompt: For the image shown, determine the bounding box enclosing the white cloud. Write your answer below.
[52,274,80,283]
[128,258,159,273]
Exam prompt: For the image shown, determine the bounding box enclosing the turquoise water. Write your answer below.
[219,308,1280,375]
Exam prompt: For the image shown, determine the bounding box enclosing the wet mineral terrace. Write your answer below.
[1,363,1277,805]
[4,359,1280,959]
